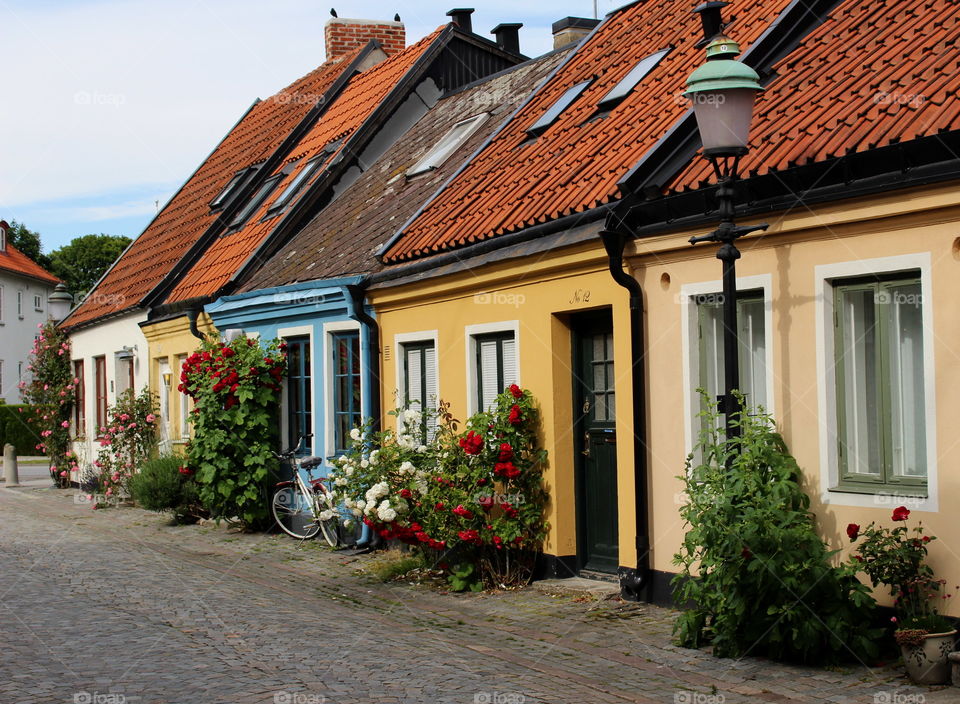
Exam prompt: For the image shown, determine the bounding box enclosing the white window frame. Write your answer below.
[17,290,23,318]
[33,294,42,311]
[278,325,317,456]
[394,330,440,429]
[322,320,363,458]
[681,274,774,456]
[465,321,520,416]
[176,354,190,440]
[815,253,937,511]
[406,114,489,176]
[0,284,5,322]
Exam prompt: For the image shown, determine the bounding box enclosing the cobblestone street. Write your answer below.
[0,485,954,704]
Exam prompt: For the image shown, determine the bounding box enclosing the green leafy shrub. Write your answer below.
[89,388,158,506]
[329,386,549,588]
[0,405,44,456]
[180,336,285,529]
[129,454,203,524]
[673,397,881,664]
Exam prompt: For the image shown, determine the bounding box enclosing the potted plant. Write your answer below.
[847,506,957,684]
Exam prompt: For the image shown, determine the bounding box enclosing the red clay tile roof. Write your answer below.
[237,49,570,291]
[163,29,446,305]
[0,242,61,286]
[61,47,365,329]
[668,0,960,191]
[381,0,794,263]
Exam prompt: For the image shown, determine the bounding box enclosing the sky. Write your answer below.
[1,0,622,253]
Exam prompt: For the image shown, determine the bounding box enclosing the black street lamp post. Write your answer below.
[684,16,766,448]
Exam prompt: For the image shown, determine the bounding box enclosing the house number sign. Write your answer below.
[569,289,591,304]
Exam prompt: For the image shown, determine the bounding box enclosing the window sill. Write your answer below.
[830,484,928,498]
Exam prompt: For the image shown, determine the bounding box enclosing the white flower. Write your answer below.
[350,428,361,442]
[414,479,428,495]
[356,499,366,511]
[377,505,397,522]
[319,509,335,521]
[370,450,380,465]
[378,499,391,510]
[352,508,362,517]
[417,445,428,453]
[344,499,355,509]
[344,519,353,528]
[397,434,417,450]
[345,466,354,476]
[360,459,369,469]
[334,477,347,486]
[399,461,415,475]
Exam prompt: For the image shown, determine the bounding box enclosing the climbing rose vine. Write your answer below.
[89,389,158,507]
[20,320,76,487]
[180,336,286,528]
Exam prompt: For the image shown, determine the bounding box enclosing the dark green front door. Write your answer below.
[573,313,619,573]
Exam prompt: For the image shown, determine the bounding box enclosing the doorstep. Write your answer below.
[532,574,620,600]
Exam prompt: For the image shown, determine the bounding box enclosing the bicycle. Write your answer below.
[270,436,340,546]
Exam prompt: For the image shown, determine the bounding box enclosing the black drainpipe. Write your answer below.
[345,284,382,433]
[186,307,206,341]
[599,228,651,602]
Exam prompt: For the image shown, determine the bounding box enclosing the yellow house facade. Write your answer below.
[140,313,216,454]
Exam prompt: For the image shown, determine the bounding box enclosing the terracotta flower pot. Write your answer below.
[899,630,957,685]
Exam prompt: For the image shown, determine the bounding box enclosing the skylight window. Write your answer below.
[527,80,592,136]
[270,158,323,211]
[228,175,283,229]
[407,113,489,177]
[597,49,670,109]
[210,168,255,210]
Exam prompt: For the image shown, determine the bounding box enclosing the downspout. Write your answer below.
[599,228,651,602]
[345,284,382,433]
[186,307,206,341]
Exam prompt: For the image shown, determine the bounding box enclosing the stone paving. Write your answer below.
[0,485,955,704]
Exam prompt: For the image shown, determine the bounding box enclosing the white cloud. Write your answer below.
[0,0,609,210]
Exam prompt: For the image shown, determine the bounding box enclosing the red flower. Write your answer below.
[922,536,931,542]
[494,461,521,480]
[493,535,504,550]
[457,529,481,545]
[224,395,238,410]
[478,495,494,512]
[459,431,484,455]
[892,506,911,521]
[508,405,522,425]
[178,466,193,476]
[741,547,752,559]
[434,502,445,511]
[399,488,412,499]
[222,347,236,358]
[846,523,860,541]
[452,505,474,519]
[509,384,523,399]
[498,443,514,462]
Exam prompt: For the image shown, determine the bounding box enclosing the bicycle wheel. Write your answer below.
[315,488,340,548]
[271,484,321,540]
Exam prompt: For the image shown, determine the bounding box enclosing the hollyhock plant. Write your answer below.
[180,336,286,529]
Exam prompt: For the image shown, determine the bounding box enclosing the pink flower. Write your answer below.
[145,414,156,423]
[59,470,67,477]
[61,421,70,428]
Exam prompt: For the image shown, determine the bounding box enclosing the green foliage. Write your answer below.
[0,405,44,456]
[20,320,76,486]
[4,220,47,266]
[329,385,549,588]
[128,454,202,524]
[180,336,286,529]
[370,552,427,583]
[448,562,483,592]
[48,234,132,299]
[673,396,881,664]
[89,388,158,506]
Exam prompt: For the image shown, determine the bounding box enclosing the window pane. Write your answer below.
[838,288,881,476]
[500,337,518,388]
[738,299,766,411]
[885,283,926,477]
[479,339,500,411]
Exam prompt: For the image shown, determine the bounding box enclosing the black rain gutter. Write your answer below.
[185,307,206,340]
[599,228,651,602]
[346,283,382,433]
[140,41,383,316]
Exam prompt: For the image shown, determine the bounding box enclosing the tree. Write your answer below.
[5,220,48,267]
[48,234,131,299]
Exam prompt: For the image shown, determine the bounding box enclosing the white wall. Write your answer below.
[0,271,58,403]
[68,310,149,473]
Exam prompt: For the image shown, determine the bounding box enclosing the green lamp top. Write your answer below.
[684,36,763,96]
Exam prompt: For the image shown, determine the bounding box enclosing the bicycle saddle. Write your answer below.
[300,456,325,470]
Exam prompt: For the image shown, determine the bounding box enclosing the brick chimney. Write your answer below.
[552,17,600,50]
[324,17,406,59]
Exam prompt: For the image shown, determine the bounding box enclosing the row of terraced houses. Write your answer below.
[60,1,960,608]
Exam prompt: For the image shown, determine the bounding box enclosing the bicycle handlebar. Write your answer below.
[273,433,313,460]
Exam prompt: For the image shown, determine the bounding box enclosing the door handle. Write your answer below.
[582,431,591,457]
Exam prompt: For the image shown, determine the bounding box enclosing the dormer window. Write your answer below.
[596,49,670,112]
[228,175,283,230]
[270,157,323,212]
[0,221,6,252]
[210,167,256,211]
[407,113,489,177]
[527,80,592,136]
